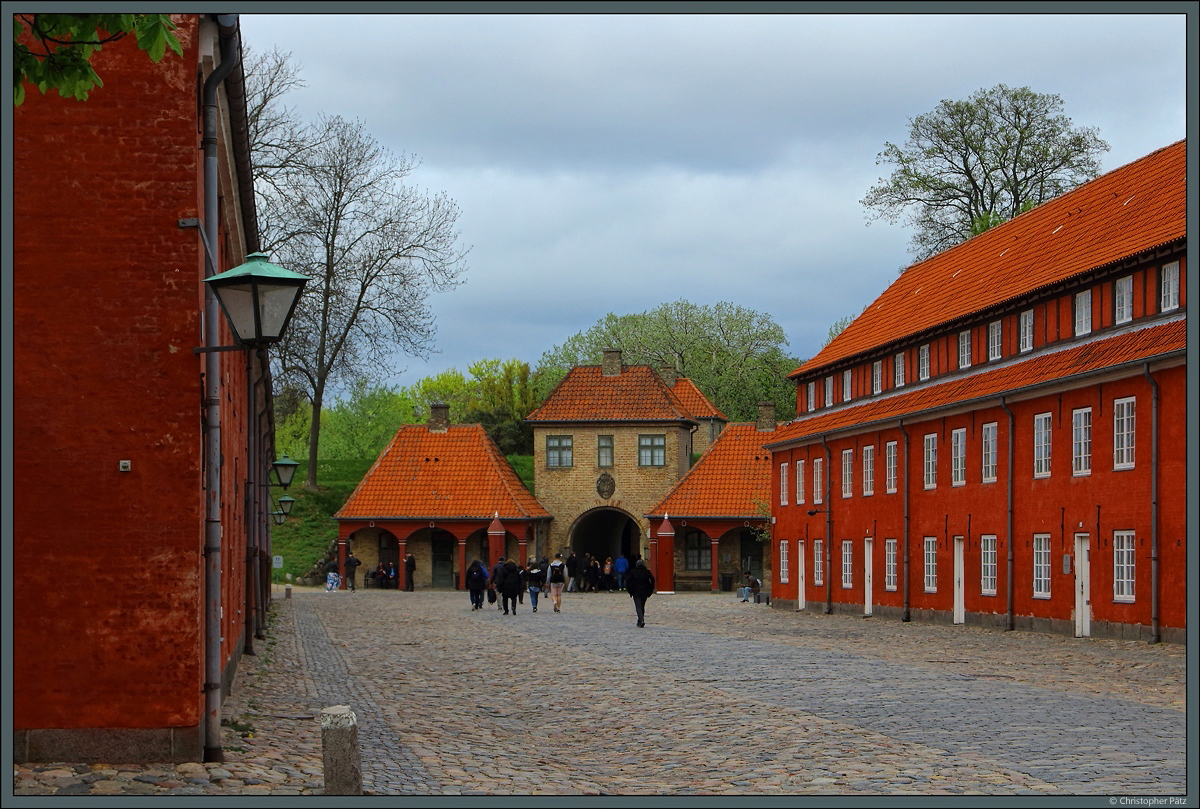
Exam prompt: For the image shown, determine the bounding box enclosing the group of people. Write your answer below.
[327,553,416,592]
[562,551,631,593]
[463,552,656,626]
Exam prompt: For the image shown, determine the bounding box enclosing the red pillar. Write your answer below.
[656,516,676,594]
[710,535,720,592]
[488,514,506,571]
[457,537,467,591]
[337,538,348,590]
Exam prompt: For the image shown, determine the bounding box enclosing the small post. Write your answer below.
[320,706,362,795]
[285,583,292,599]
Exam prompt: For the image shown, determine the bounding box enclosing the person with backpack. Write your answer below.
[498,558,522,615]
[546,553,568,612]
[465,559,489,610]
[525,558,546,613]
[625,558,656,628]
[490,556,506,610]
[738,571,762,603]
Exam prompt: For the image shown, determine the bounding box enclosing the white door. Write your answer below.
[1074,533,1091,637]
[952,536,965,624]
[796,540,806,611]
[863,537,874,616]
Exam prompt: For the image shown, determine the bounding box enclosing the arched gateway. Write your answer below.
[570,506,642,563]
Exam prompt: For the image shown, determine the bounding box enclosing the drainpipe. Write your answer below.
[821,435,833,615]
[1000,397,1015,632]
[202,13,241,764]
[1143,363,1160,644]
[898,420,910,622]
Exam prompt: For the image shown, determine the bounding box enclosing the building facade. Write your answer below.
[766,140,1186,642]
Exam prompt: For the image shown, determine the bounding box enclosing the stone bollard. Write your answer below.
[320,706,362,795]
[285,583,292,599]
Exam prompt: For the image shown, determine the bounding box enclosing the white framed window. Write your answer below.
[597,435,614,467]
[546,435,573,467]
[825,376,834,407]
[1160,261,1179,312]
[862,445,875,496]
[923,433,937,489]
[894,352,905,388]
[779,462,788,506]
[884,538,898,591]
[980,535,997,596]
[1072,408,1091,476]
[841,449,853,498]
[981,422,998,483]
[1033,534,1051,598]
[919,344,930,380]
[1033,413,1052,478]
[1113,531,1135,602]
[806,381,815,411]
[872,360,882,394]
[923,537,937,592]
[843,369,852,402]
[988,321,1002,361]
[1075,289,1092,336]
[813,540,823,585]
[813,458,823,504]
[958,330,972,369]
[841,540,853,588]
[1114,397,1136,469]
[885,441,898,493]
[1114,275,1133,325]
[779,541,790,584]
[1019,309,1034,353]
[795,460,805,505]
[951,428,966,486]
[638,434,666,466]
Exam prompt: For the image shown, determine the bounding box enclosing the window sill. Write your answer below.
[981,590,997,597]
[1073,470,1092,478]
[1113,596,1135,604]
[1033,593,1051,600]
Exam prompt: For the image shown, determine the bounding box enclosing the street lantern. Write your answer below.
[203,252,309,345]
[277,495,296,516]
[272,454,299,489]
[271,511,287,526]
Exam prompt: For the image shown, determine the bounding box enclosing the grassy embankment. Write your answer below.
[269,456,535,582]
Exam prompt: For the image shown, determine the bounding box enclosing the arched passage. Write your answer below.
[570,507,641,563]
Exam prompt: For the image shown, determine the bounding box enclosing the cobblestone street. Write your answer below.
[13,586,1189,798]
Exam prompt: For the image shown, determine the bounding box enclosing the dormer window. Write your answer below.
[872,360,882,394]
[1075,289,1092,336]
[1115,276,1133,324]
[806,381,815,411]
[825,377,833,407]
[958,330,971,369]
[843,370,852,402]
[1160,262,1179,312]
[919,344,930,381]
[988,321,1002,361]
[1019,309,1034,352]
[894,352,905,387]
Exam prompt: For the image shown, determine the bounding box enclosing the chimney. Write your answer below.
[602,348,623,377]
[658,365,677,387]
[756,401,776,432]
[428,402,450,432]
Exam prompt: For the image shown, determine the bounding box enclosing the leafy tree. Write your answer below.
[535,300,802,423]
[861,84,1109,262]
[13,14,182,105]
[321,379,419,461]
[822,314,855,349]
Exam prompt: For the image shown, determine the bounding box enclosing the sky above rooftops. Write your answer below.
[238,9,1188,394]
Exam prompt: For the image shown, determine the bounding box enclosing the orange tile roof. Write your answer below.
[527,365,707,423]
[672,378,728,421]
[335,424,550,521]
[794,139,1186,376]
[647,423,773,519]
[769,318,1185,448]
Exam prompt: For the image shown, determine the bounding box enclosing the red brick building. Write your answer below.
[766,140,1186,642]
[13,15,278,761]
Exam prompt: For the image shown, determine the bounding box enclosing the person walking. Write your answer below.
[490,556,507,610]
[344,552,362,592]
[585,557,600,593]
[565,552,579,593]
[499,558,522,615]
[465,560,489,610]
[525,557,546,612]
[625,559,655,627]
[546,553,567,612]
[613,554,629,591]
[602,557,615,592]
[404,553,416,591]
[325,558,340,593]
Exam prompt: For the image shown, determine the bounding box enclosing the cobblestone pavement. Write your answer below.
[12,586,1190,799]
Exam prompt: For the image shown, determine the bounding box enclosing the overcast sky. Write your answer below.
[237,10,1189,392]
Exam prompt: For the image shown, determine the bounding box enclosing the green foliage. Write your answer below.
[321,378,418,460]
[506,454,534,493]
[14,13,182,105]
[269,459,374,580]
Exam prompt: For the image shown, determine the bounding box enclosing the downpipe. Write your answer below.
[898,420,910,622]
[821,435,833,615]
[1000,397,1015,632]
[1143,363,1159,644]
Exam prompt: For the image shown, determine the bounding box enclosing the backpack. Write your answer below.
[549,564,565,583]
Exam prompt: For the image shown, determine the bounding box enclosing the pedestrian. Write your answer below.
[325,558,340,593]
[386,560,398,589]
[613,554,629,591]
[626,559,655,627]
[602,556,615,592]
[465,560,489,610]
[737,571,762,602]
[344,552,361,592]
[517,561,527,605]
[404,553,416,591]
[499,558,522,615]
[585,558,600,593]
[490,556,507,610]
[525,557,546,612]
[565,552,579,593]
[546,552,567,612]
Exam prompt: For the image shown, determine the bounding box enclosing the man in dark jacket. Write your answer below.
[565,552,579,593]
[344,552,362,592]
[625,559,655,628]
[490,556,506,610]
[404,553,416,591]
[499,558,522,615]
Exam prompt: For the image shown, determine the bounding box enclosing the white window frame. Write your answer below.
[795,460,805,505]
[825,376,834,407]
[1114,275,1133,325]
[1033,413,1052,478]
[958,330,972,369]
[806,381,815,411]
[843,369,852,402]
[885,441,898,494]
[981,422,998,483]
[813,458,823,504]
[1033,534,1051,598]
[894,352,905,388]
[862,445,875,496]
[923,433,937,489]
[638,434,666,466]
[779,462,788,506]
[779,540,790,584]
[1019,309,1034,353]
[841,540,853,589]
[546,435,573,467]
[1072,408,1091,476]
[813,540,823,586]
[1075,289,1092,337]
[872,360,882,394]
[918,344,930,381]
[1114,397,1136,470]
[988,320,1002,361]
[1113,531,1135,602]
[1160,261,1179,312]
[951,428,966,486]
[923,537,937,592]
[980,535,997,596]
[884,538,897,591]
[841,449,853,498]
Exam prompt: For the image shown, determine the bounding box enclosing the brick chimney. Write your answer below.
[658,365,677,387]
[756,401,776,432]
[602,348,623,377]
[428,402,450,432]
